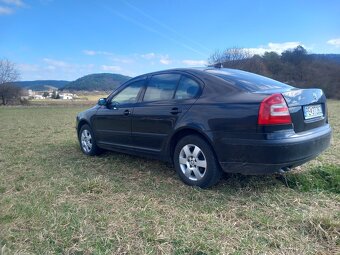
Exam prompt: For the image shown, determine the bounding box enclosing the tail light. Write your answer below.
[258,94,292,125]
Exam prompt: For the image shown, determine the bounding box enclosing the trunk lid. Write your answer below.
[281,88,328,133]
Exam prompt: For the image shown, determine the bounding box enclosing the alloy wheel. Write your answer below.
[179,144,207,181]
[81,129,92,153]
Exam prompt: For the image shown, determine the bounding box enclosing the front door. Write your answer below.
[92,79,145,148]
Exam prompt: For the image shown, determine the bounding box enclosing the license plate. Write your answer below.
[303,104,323,119]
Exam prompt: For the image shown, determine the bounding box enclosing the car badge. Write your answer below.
[313,93,317,101]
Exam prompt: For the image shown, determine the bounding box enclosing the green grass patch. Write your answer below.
[287,165,340,193]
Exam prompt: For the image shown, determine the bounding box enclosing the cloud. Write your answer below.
[141,53,156,60]
[0,6,13,14]
[42,58,95,76]
[159,55,171,65]
[83,50,113,56]
[0,0,26,15]
[18,63,39,72]
[43,58,69,68]
[182,59,207,66]
[45,65,56,70]
[327,38,340,47]
[83,50,134,64]
[111,57,134,64]
[85,50,173,66]
[1,0,25,7]
[246,42,305,55]
[18,59,99,80]
[140,52,172,65]
[83,50,97,56]
[101,65,122,72]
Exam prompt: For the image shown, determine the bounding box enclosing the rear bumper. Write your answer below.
[213,125,332,174]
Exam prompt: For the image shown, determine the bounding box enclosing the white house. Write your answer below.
[60,93,74,100]
[33,95,45,100]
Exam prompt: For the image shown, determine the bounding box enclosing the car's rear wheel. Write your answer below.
[79,124,102,156]
[174,135,221,188]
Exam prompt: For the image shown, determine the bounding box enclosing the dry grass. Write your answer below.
[0,101,339,254]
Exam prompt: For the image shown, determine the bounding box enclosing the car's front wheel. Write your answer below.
[79,124,102,156]
[174,135,221,188]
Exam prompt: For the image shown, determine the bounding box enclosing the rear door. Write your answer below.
[282,89,328,133]
[131,73,201,152]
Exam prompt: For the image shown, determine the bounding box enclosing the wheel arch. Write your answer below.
[77,119,90,138]
[168,127,217,163]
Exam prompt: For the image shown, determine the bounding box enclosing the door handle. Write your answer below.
[123,109,131,116]
[170,107,182,115]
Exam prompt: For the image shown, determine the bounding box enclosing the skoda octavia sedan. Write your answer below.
[76,68,332,188]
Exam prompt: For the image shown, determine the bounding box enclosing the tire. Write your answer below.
[174,135,222,188]
[78,124,102,156]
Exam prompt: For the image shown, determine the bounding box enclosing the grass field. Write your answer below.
[0,101,339,254]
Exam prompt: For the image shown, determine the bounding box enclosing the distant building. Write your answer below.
[60,93,74,100]
[28,89,77,100]
[33,95,45,100]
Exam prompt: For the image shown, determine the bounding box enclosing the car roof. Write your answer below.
[133,67,255,79]
[128,67,293,93]
[125,67,248,92]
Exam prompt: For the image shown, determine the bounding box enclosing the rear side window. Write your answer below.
[175,76,200,100]
[206,69,293,92]
[143,74,180,102]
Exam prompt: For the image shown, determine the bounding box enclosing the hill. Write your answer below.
[61,73,131,91]
[14,80,69,91]
[310,54,340,64]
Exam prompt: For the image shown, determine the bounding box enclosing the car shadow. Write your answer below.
[74,147,290,193]
[56,142,317,195]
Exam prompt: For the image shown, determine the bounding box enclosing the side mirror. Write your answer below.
[98,98,107,106]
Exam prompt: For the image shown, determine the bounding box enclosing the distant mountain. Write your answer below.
[61,73,131,91]
[310,54,340,64]
[14,80,69,91]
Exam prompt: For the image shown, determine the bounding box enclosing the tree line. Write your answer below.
[208,46,340,99]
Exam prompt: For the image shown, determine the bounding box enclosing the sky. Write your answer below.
[1,0,340,81]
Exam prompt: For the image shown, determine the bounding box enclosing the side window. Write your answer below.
[110,80,145,105]
[175,76,200,100]
[143,74,180,102]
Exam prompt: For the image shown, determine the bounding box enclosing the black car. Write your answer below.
[76,68,332,188]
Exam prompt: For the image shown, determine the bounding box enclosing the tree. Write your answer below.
[208,47,252,68]
[0,59,21,105]
[262,51,282,77]
[281,45,308,65]
[51,90,60,99]
[281,46,309,81]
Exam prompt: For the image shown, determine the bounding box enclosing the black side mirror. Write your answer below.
[98,98,107,106]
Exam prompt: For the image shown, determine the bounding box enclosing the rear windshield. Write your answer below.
[205,69,293,92]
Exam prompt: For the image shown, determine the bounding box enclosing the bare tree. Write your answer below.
[208,50,224,67]
[0,59,21,105]
[208,47,252,68]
